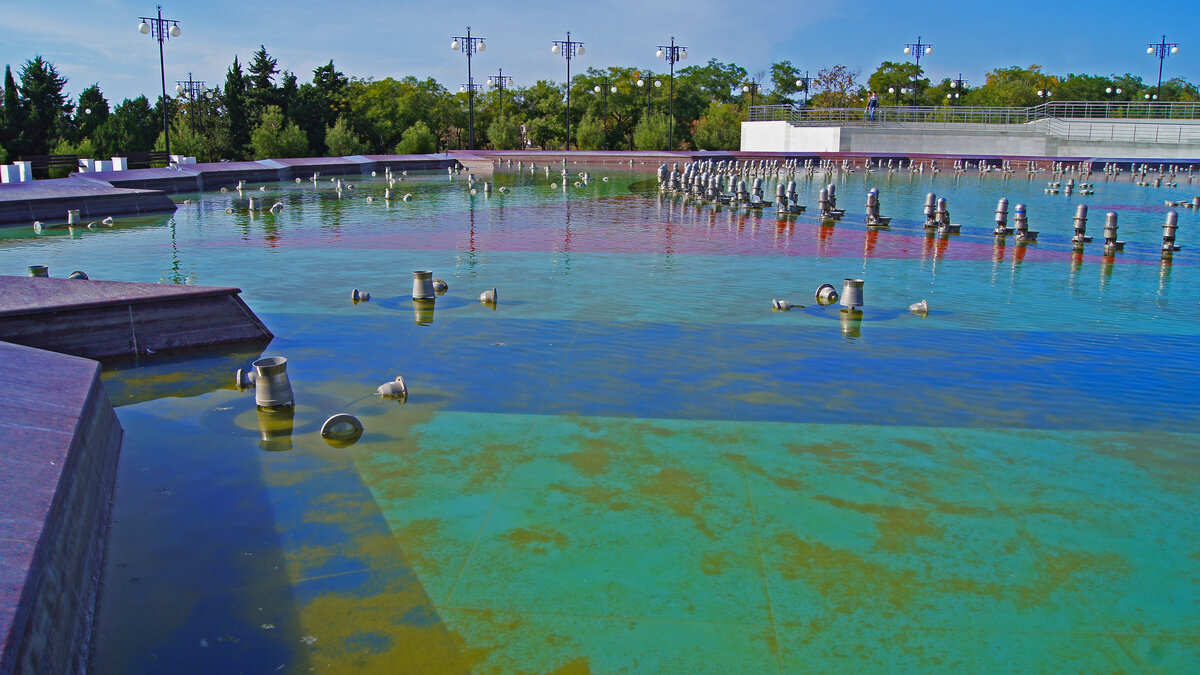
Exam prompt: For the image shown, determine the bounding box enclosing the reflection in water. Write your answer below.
[256,405,295,452]
[412,298,436,325]
[1157,258,1172,306]
[840,308,864,338]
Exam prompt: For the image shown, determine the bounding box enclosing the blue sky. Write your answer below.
[0,0,1196,103]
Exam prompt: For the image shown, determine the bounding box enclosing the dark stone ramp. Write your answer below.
[0,276,272,363]
[0,180,176,226]
[0,341,123,675]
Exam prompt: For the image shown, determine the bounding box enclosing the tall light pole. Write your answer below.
[488,69,513,117]
[174,73,206,134]
[794,71,812,107]
[552,32,585,151]
[656,36,688,150]
[946,74,967,105]
[592,78,616,150]
[741,82,760,108]
[636,72,662,122]
[137,5,181,159]
[451,27,487,150]
[902,36,932,105]
[1147,35,1180,101]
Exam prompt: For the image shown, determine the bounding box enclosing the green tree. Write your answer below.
[692,102,741,150]
[293,60,349,153]
[867,61,927,104]
[677,58,746,103]
[324,116,366,155]
[249,105,309,158]
[487,114,522,149]
[525,116,563,150]
[91,95,158,157]
[348,76,445,152]
[154,115,206,159]
[767,60,801,104]
[18,56,73,157]
[246,45,279,126]
[575,112,605,150]
[395,120,436,154]
[0,143,7,164]
[1,65,21,153]
[812,64,861,108]
[224,57,250,159]
[74,84,109,142]
[633,113,670,150]
[967,65,1054,107]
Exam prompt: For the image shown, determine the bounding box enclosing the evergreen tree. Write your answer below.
[323,116,366,156]
[1,65,22,154]
[74,84,109,142]
[249,105,308,158]
[395,120,436,154]
[246,45,279,126]
[18,56,72,156]
[224,57,250,160]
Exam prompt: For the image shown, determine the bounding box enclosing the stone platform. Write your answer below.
[0,276,273,363]
[0,341,123,675]
[0,180,177,227]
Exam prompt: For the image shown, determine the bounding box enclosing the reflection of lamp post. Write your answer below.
[552,32,585,151]
[1147,35,1179,101]
[946,74,966,105]
[902,36,932,104]
[592,78,616,150]
[451,27,487,150]
[655,36,688,151]
[137,5,181,159]
[636,72,662,121]
[741,82,760,108]
[487,68,513,117]
[794,70,812,107]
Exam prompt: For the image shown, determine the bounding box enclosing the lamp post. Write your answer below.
[1147,35,1180,101]
[741,82,760,108]
[1105,86,1123,117]
[636,72,662,121]
[794,71,812,107]
[137,5,181,160]
[902,36,932,105]
[488,69,513,117]
[174,73,206,134]
[552,32,585,151]
[888,86,909,104]
[656,36,688,151]
[592,78,616,150]
[451,27,486,150]
[946,74,966,105]
[1037,89,1053,103]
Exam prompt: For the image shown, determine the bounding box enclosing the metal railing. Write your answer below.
[1037,118,1200,144]
[749,101,1200,126]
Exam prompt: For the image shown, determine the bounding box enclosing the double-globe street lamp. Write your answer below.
[451,27,487,150]
[488,69,514,117]
[794,71,812,107]
[592,79,617,150]
[887,86,910,104]
[655,37,688,150]
[741,82,760,108]
[946,74,967,105]
[137,5,181,159]
[1146,35,1179,101]
[636,73,662,122]
[902,37,932,105]
[174,73,210,135]
[552,32,585,151]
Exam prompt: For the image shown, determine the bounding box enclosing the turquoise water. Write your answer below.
[2,164,1198,672]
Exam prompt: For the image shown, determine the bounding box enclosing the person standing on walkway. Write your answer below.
[867,92,879,122]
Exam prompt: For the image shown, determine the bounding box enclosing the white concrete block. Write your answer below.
[15,161,32,182]
[111,157,128,171]
[95,160,112,172]
[78,158,95,172]
[0,165,18,183]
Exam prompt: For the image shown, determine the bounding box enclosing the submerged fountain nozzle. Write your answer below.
[252,356,294,408]
[815,283,839,306]
[839,278,864,309]
[412,271,435,300]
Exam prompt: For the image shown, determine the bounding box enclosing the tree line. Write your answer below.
[1,48,1197,167]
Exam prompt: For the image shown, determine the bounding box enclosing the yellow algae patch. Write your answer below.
[773,531,917,610]
[549,657,596,674]
[298,589,478,675]
[814,495,943,553]
[560,442,612,477]
[700,551,735,576]
[503,527,569,555]
[641,467,715,539]
[550,484,633,512]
